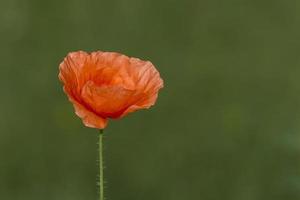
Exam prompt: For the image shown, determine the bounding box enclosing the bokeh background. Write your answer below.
[1,0,300,199]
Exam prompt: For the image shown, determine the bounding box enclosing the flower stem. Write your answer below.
[99,129,104,200]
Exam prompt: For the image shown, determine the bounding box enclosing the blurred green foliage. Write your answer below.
[1,0,300,199]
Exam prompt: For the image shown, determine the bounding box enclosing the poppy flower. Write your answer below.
[58,51,164,129]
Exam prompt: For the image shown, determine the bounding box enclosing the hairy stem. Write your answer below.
[99,129,104,200]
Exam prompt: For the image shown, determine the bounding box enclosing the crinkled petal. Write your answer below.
[90,51,135,89]
[117,58,164,117]
[81,81,136,118]
[63,87,108,129]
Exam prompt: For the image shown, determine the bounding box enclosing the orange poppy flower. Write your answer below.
[58,51,164,129]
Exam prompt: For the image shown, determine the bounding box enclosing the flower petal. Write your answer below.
[117,58,164,117]
[90,51,135,90]
[58,51,90,100]
[63,86,108,129]
[81,81,136,118]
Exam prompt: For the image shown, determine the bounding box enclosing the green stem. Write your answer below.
[99,129,104,200]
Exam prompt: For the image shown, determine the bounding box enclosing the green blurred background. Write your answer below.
[1,0,300,199]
